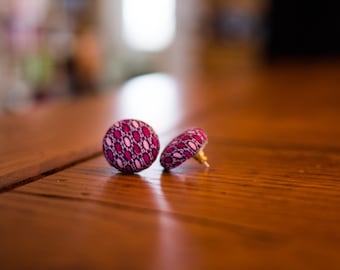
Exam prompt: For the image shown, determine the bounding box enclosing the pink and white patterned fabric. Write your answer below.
[160,128,208,170]
[103,119,160,173]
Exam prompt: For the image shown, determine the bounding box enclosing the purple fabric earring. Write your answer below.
[160,128,209,170]
[103,119,160,173]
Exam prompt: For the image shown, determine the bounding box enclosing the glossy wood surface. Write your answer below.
[0,73,218,189]
[1,64,340,269]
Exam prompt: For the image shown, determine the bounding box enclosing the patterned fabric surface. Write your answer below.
[103,119,160,173]
[160,128,207,170]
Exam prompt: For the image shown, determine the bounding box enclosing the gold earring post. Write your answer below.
[193,148,210,168]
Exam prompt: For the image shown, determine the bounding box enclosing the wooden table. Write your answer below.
[1,64,340,269]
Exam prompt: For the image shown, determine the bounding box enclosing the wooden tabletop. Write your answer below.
[1,64,340,269]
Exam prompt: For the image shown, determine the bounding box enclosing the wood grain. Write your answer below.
[1,144,339,269]
[0,94,118,189]
[1,63,340,269]
[0,74,222,189]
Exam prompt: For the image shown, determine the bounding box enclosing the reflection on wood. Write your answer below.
[1,63,340,269]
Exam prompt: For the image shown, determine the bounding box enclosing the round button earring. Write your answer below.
[160,128,209,170]
[103,119,160,173]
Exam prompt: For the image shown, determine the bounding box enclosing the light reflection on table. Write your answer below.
[118,73,181,134]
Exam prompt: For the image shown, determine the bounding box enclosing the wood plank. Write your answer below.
[0,62,340,269]
[0,96,113,189]
[2,64,340,189]
[0,74,222,189]
[2,63,340,269]
[1,144,339,269]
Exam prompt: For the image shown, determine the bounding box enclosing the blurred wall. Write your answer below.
[0,0,100,112]
[1,0,339,113]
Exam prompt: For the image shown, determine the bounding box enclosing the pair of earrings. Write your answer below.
[102,119,209,174]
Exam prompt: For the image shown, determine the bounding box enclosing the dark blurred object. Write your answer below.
[63,2,101,96]
[66,25,101,96]
[265,1,340,60]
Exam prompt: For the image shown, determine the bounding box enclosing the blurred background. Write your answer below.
[0,0,339,112]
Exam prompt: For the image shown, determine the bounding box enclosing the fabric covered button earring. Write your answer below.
[103,119,160,173]
[160,128,209,170]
